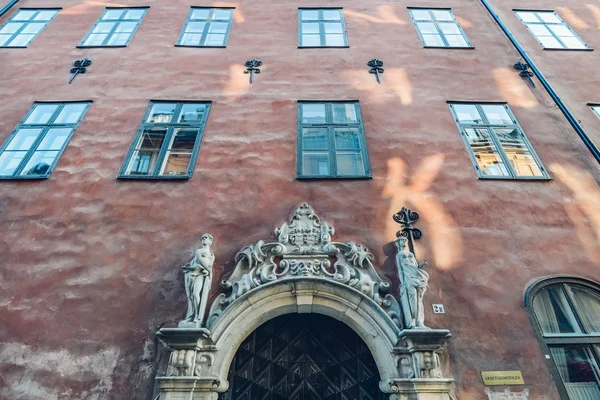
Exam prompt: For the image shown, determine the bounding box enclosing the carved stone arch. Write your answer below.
[155,203,454,400]
[208,278,401,394]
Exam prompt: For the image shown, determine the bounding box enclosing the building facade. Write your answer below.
[0,0,599,399]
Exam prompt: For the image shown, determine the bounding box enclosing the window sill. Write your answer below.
[297,175,373,180]
[76,45,128,48]
[423,46,475,50]
[0,46,28,49]
[174,44,227,48]
[298,46,350,49]
[477,176,552,181]
[117,175,191,181]
[0,175,49,180]
[542,47,593,51]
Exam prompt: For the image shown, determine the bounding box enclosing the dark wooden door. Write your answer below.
[221,313,386,400]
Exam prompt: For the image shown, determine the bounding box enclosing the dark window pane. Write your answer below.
[533,286,581,334]
[302,104,326,124]
[19,150,59,176]
[303,153,329,176]
[169,129,198,151]
[147,104,176,123]
[302,128,328,150]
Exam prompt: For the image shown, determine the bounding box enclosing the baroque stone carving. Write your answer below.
[395,236,429,329]
[207,203,402,328]
[415,351,443,378]
[181,233,215,327]
[485,388,529,400]
[167,350,215,377]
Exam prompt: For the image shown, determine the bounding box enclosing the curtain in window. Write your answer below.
[533,287,579,333]
[572,288,600,333]
[551,347,600,400]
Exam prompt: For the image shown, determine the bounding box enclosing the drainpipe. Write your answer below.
[0,0,18,18]
[479,0,600,165]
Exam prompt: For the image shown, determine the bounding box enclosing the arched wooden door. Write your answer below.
[221,313,386,400]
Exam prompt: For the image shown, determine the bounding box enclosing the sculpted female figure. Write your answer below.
[395,237,429,328]
[182,234,215,325]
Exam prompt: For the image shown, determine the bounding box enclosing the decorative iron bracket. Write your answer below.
[243,59,262,84]
[367,59,384,84]
[513,61,535,87]
[393,207,422,255]
[69,58,91,84]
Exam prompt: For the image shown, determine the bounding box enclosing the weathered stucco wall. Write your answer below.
[0,0,599,399]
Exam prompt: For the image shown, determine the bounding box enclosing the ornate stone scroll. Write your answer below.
[206,203,402,329]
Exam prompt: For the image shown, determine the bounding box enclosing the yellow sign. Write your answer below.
[481,371,525,386]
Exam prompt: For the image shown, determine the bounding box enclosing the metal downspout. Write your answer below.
[479,0,600,165]
[0,0,18,18]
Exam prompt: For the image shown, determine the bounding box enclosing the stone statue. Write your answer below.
[416,351,442,378]
[182,234,215,326]
[395,237,429,328]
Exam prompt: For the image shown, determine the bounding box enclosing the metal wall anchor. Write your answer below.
[69,58,91,84]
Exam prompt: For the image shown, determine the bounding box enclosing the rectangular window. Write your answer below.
[79,7,147,47]
[515,10,589,50]
[298,8,348,47]
[177,7,234,47]
[409,8,471,48]
[297,102,371,178]
[448,103,548,179]
[119,101,210,179]
[0,102,90,179]
[0,8,59,47]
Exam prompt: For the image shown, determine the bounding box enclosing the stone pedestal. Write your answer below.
[390,328,454,400]
[156,377,218,400]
